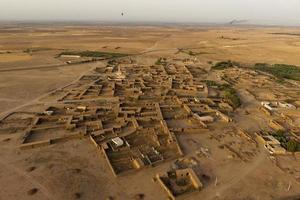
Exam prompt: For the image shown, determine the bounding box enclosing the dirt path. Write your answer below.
[206,145,267,199]
[141,34,172,53]
[0,65,97,120]
[0,63,66,72]
[0,98,20,102]
[0,58,107,73]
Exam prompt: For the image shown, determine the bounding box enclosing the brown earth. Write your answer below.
[0,24,299,200]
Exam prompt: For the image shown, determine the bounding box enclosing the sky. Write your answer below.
[1,0,300,25]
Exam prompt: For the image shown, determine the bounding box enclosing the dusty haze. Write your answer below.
[1,0,300,25]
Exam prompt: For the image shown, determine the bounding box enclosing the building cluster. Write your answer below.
[257,101,300,155]
[218,68,300,155]
[9,57,300,199]
[217,67,300,156]
[0,57,244,198]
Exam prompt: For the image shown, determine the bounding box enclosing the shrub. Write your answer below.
[286,140,299,152]
[212,60,234,70]
[155,57,167,65]
[205,80,219,87]
[254,63,300,81]
[271,130,288,145]
[223,87,241,109]
[204,81,241,109]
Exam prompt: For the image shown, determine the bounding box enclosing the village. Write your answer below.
[0,55,300,200]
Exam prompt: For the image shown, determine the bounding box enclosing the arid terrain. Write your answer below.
[0,24,300,200]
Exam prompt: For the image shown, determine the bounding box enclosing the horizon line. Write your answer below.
[0,20,300,28]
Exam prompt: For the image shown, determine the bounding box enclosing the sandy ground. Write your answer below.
[0,25,300,200]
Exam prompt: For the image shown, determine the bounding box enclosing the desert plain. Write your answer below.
[0,24,300,200]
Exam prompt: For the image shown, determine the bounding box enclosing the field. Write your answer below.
[0,24,300,200]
